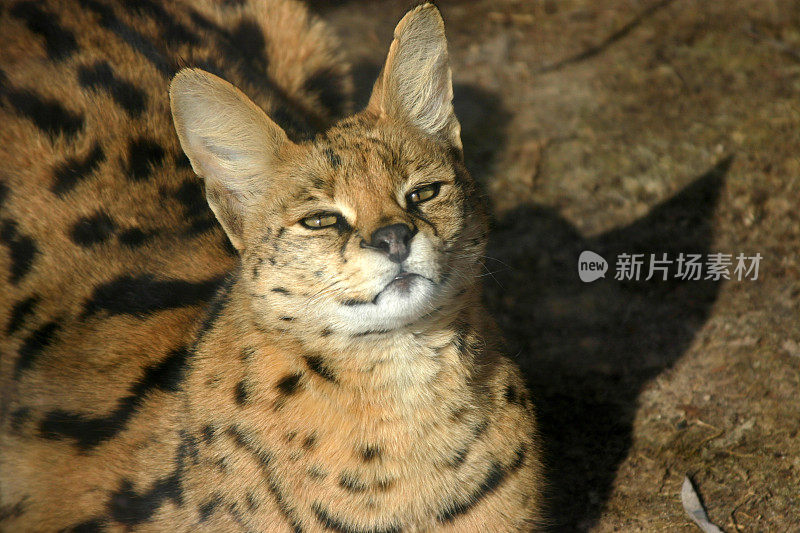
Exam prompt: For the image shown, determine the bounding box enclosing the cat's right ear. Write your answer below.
[170,68,290,250]
[367,3,462,154]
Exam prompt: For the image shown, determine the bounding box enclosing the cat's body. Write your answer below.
[0,0,541,530]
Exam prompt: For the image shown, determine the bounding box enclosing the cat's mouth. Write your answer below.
[332,268,440,333]
[340,271,435,308]
[387,271,421,292]
[374,270,435,302]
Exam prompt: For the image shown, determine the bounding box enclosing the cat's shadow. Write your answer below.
[486,159,727,531]
[350,60,726,531]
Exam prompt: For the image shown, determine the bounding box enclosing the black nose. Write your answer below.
[366,223,415,263]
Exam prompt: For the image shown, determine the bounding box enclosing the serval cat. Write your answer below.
[0,1,542,530]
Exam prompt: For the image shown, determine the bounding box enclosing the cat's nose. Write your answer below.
[366,223,416,263]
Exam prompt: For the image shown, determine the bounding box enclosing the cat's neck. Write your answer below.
[187,269,484,413]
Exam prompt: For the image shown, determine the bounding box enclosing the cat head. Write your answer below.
[171,4,487,336]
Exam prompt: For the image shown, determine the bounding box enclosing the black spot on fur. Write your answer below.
[323,147,341,168]
[10,1,78,61]
[118,227,156,247]
[302,434,317,450]
[0,219,38,283]
[0,73,84,140]
[200,424,216,443]
[280,316,294,322]
[78,61,147,117]
[174,179,207,219]
[174,179,218,236]
[14,320,60,379]
[78,0,173,76]
[127,137,165,181]
[0,180,8,208]
[180,429,200,463]
[81,274,225,319]
[360,445,381,462]
[198,494,222,521]
[276,373,302,395]
[312,502,401,533]
[351,328,392,338]
[193,272,236,347]
[225,426,304,532]
[51,143,105,196]
[9,407,30,432]
[6,295,39,334]
[447,447,468,468]
[175,152,192,169]
[108,478,178,526]
[70,211,117,247]
[271,287,291,295]
[39,347,189,450]
[304,66,346,118]
[234,380,249,405]
[0,498,27,521]
[342,298,368,307]
[186,216,218,236]
[303,355,337,383]
[251,258,263,278]
[108,457,184,525]
[473,419,490,439]
[227,20,268,71]
[320,328,332,337]
[339,472,367,493]
[123,0,199,46]
[436,444,527,523]
[504,383,523,406]
[307,466,327,481]
[244,492,259,512]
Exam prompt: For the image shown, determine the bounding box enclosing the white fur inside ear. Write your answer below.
[369,4,461,149]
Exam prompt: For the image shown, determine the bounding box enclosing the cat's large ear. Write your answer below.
[367,3,462,153]
[170,68,290,250]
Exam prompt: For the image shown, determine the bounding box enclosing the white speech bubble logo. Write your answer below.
[578,251,608,282]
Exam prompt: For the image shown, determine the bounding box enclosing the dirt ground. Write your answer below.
[313,0,800,530]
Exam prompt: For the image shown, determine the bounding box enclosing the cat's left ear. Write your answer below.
[367,3,462,154]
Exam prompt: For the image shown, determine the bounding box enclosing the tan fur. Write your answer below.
[0,1,542,531]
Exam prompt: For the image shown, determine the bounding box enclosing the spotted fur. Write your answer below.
[0,1,541,531]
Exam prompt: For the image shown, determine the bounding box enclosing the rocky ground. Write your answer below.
[314,1,800,530]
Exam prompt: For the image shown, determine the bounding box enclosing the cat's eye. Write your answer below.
[301,212,340,229]
[407,183,441,205]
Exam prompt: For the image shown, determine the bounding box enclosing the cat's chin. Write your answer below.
[331,275,439,334]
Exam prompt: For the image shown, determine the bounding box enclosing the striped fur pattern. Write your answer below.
[0,1,542,530]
